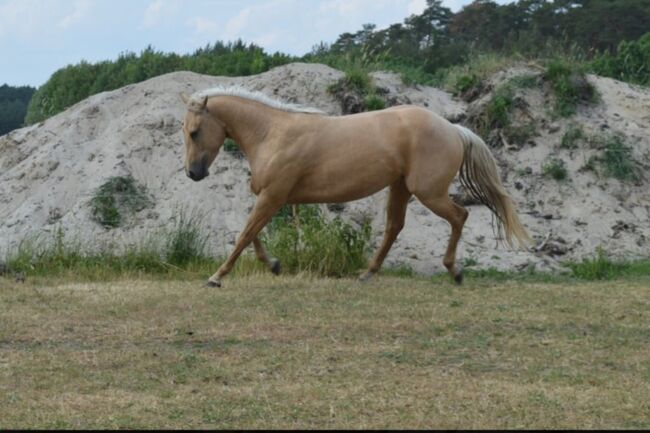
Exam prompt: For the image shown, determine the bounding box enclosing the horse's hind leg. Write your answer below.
[253,237,281,275]
[360,178,411,281]
[416,194,468,284]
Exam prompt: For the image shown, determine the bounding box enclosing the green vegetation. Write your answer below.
[586,133,640,182]
[25,42,294,124]
[90,176,151,228]
[0,84,35,135]
[600,134,640,182]
[364,94,386,111]
[263,205,371,277]
[164,209,210,267]
[544,59,597,117]
[5,204,372,280]
[560,123,585,149]
[542,158,568,181]
[327,68,386,113]
[222,138,242,155]
[591,32,650,86]
[481,84,514,134]
[568,247,650,280]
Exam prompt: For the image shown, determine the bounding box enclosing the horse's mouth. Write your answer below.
[187,168,209,181]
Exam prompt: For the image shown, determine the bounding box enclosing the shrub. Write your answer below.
[453,73,479,95]
[90,176,151,228]
[542,158,568,181]
[591,32,650,86]
[544,59,598,117]
[263,204,371,277]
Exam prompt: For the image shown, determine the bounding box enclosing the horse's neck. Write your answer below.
[210,96,283,161]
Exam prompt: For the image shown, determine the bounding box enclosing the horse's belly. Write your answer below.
[287,163,400,204]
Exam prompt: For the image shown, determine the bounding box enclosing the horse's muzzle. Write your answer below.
[187,164,209,182]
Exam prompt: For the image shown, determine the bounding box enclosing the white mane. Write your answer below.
[191,86,324,114]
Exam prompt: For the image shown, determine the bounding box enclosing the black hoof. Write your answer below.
[204,280,221,288]
[454,272,463,285]
[270,259,281,276]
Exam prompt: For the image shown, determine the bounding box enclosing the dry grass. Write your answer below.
[1,273,649,429]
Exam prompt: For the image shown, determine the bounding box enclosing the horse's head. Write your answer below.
[180,93,226,182]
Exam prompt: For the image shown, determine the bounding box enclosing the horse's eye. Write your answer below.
[190,130,199,140]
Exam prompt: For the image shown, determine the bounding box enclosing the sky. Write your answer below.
[0,0,510,87]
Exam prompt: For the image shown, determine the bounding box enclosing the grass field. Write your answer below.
[1,272,649,429]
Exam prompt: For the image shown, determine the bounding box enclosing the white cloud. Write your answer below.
[59,0,92,29]
[407,0,427,15]
[223,6,254,40]
[141,0,180,29]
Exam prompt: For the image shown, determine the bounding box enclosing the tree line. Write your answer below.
[1,0,648,133]
[0,85,35,136]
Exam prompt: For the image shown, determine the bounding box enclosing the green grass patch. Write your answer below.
[560,123,585,149]
[364,94,385,111]
[164,208,210,267]
[568,247,650,280]
[544,59,598,117]
[90,175,151,228]
[542,157,568,181]
[600,134,639,182]
[328,68,386,113]
[222,138,242,155]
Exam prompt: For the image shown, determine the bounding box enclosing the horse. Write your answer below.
[179,87,531,287]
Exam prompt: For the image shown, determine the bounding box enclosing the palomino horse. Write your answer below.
[180,87,530,287]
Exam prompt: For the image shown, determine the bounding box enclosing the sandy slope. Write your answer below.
[0,63,648,274]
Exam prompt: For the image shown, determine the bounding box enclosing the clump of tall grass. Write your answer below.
[600,134,639,182]
[542,158,569,181]
[164,208,210,267]
[544,58,598,117]
[437,52,517,93]
[585,133,639,182]
[328,68,387,113]
[263,204,371,277]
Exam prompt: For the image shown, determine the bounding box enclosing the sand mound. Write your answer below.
[0,62,648,274]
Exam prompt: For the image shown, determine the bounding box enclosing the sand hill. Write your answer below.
[1,63,648,274]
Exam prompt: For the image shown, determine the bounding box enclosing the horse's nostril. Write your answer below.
[188,170,197,180]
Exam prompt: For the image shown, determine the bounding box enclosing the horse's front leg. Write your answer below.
[206,191,284,287]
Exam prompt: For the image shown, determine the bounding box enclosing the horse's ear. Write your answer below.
[180,92,190,105]
[200,95,208,110]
